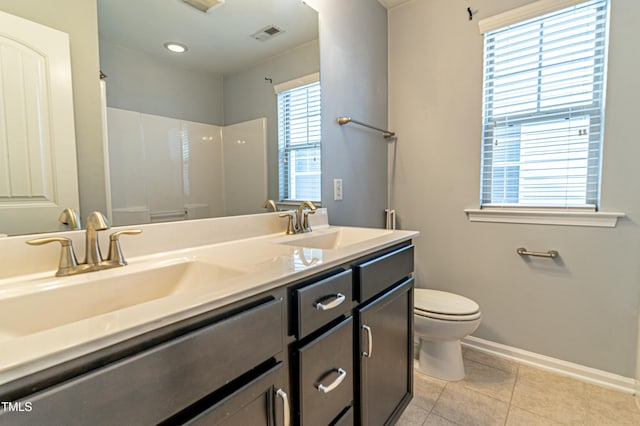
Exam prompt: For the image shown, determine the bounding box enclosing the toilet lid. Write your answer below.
[414,289,480,316]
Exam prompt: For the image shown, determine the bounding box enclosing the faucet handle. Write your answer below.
[302,209,316,232]
[279,212,297,235]
[26,237,79,277]
[105,229,142,266]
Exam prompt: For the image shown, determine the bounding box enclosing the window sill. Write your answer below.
[464,208,625,227]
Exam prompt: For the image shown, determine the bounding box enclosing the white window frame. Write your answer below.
[275,73,321,203]
[466,0,624,227]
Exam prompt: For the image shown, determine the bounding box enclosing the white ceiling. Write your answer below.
[97,0,319,76]
[377,0,413,9]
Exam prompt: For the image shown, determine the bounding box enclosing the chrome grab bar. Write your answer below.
[516,247,559,259]
[337,116,396,139]
[362,325,373,358]
[314,293,346,311]
[315,368,347,393]
[276,388,290,426]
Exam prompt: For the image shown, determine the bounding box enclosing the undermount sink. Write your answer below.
[277,227,393,250]
[0,260,244,341]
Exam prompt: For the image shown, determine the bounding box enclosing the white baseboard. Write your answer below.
[462,336,636,395]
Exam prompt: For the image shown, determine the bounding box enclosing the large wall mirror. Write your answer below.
[98,0,320,226]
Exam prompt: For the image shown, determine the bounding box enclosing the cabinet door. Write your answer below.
[357,278,414,426]
[185,362,289,426]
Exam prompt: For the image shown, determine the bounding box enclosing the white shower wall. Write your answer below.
[182,120,225,218]
[221,119,268,216]
[107,107,266,225]
[141,113,184,222]
[107,108,148,221]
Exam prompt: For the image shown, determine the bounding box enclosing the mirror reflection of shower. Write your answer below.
[107,109,266,226]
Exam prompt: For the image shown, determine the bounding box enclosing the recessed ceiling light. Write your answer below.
[164,42,188,53]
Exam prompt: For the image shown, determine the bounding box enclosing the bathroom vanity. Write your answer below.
[0,210,417,425]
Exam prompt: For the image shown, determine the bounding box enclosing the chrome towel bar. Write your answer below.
[337,116,395,139]
[516,247,559,259]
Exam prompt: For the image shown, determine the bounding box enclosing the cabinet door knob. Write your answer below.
[276,388,290,426]
[315,368,347,393]
[362,324,373,358]
[314,293,346,311]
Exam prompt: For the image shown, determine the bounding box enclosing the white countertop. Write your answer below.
[0,210,418,386]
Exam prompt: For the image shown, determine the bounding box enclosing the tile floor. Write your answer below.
[397,347,640,426]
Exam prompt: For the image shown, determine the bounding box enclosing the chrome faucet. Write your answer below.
[296,200,317,233]
[27,211,142,277]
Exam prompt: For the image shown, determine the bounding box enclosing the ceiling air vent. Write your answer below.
[182,0,225,13]
[251,25,285,42]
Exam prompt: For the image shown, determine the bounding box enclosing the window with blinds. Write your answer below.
[480,0,609,209]
[277,80,321,202]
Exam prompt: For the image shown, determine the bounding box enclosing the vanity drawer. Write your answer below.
[1,298,283,426]
[354,244,414,302]
[297,317,353,426]
[295,269,352,339]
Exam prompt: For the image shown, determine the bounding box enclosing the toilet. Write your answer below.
[414,289,481,381]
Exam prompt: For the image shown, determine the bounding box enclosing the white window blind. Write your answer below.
[277,79,321,202]
[480,0,609,209]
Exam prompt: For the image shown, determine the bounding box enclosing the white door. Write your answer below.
[0,10,80,236]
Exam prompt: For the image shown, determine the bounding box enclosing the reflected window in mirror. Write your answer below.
[276,73,321,203]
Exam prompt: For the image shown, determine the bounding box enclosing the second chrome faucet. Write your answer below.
[27,211,141,277]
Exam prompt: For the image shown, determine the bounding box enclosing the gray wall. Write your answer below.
[224,40,320,201]
[315,0,389,228]
[389,0,640,377]
[0,0,107,220]
[99,38,225,126]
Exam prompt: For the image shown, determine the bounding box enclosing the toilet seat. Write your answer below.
[414,289,481,321]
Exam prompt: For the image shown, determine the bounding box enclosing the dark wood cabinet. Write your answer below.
[356,278,414,426]
[0,241,415,426]
[0,294,287,426]
[290,268,355,426]
[353,243,415,425]
[290,243,415,426]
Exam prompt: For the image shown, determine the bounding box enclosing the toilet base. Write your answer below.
[417,338,465,381]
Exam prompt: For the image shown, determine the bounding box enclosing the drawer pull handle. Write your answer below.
[276,388,290,426]
[314,293,346,311]
[315,368,347,393]
[362,325,373,358]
